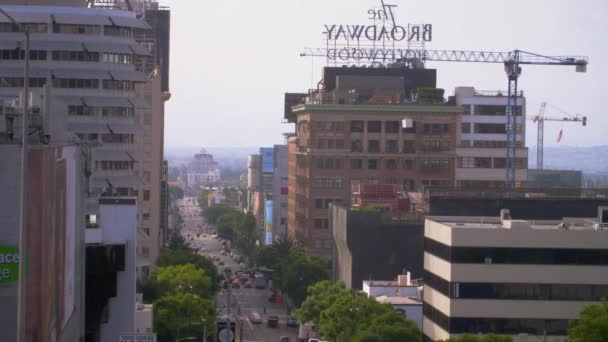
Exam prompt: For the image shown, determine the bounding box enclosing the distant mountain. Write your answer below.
[528,145,608,175]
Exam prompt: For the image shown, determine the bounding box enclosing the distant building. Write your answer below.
[187,148,221,186]
[423,210,608,341]
[362,274,423,329]
[527,169,583,188]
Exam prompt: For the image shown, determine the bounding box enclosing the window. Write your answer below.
[474,123,506,134]
[386,159,398,170]
[462,104,471,115]
[493,157,506,168]
[0,23,47,33]
[324,240,333,249]
[103,80,133,91]
[385,121,400,133]
[142,213,151,220]
[474,157,492,168]
[102,53,132,64]
[52,78,98,89]
[461,123,470,133]
[315,157,344,169]
[403,179,415,191]
[144,114,152,125]
[0,49,47,61]
[351,159,363,170]
[403,140,415,153]
[53,23,99,35]
[68,105,93,116]
[367,121,381,133]
[104,25,132,37]
[368,140,380,153]
[403,159,415,170]
[385,140,398,153]
[312,178,343,189]
[101,133,134,144]
[368,159,378,170]
[351,120,364,132]
[422,140,450,152]
[280,218,287,225]
[143,190,150,201]
[53,51,98,62]
[314,240,322,248]
[458,157,475,168]
[403,121,416,133]
[421,159,449,172]
[102,107,133,118]
[423,123,449,134]
[351,139,363,152]
[476,105,522,116]
[315,121,344,132]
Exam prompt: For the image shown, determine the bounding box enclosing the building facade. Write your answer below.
[453,87,528,188]
[423,212,608,341]
[187,148,220,186]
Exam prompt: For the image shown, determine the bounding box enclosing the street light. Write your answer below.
[0,9,31,342]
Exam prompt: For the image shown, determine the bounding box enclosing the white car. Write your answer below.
[248,311,262,324]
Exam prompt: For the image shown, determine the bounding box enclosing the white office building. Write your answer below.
[423,209,608,341]
[187,148,221,185]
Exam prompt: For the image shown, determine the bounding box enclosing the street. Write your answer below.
[178,197,301,342]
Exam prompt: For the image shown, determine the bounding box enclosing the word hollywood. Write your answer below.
[324,0,432,43]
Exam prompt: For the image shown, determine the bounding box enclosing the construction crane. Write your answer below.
[300,48,588,188]
[529,102,587,170]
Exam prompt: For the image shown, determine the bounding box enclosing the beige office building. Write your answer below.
[423,211,608,341]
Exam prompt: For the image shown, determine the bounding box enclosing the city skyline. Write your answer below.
[164,0,608,148]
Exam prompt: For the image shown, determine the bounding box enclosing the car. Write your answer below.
[267,315,280,328]
[248,311,262,324]
[231,280,240,289]
[244,282,252,288]
[280,337,290,342]
[219,261,225,266]
[286,316,299,328]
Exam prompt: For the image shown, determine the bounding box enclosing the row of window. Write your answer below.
[314,121,344,132]
[462,104,524,116]
[423,302,569,335]
[316,138,345,149]
[101,133,135,144]
[350,120,417,133]
[313,239,333,249]
[312,177,344,189]
[69,105,135,118]
[424,237,608,265]
[314,198,343,209]
[460,140,524,148]
[313,218,330,230]
[0,22,135,36]
[458,157,527,169]
[96,161,133,171]
[351,139,421,153]
[350,158,448,172]
[313,157,344,169]
[461,123,523,134]
[425,270,608,302]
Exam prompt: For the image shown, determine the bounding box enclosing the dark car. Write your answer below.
[286,316,299,328]
[279,337,290,342]
[244,282,252,288]
[267,315,280,328]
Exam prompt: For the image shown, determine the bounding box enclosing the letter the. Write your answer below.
[423,24,433,41]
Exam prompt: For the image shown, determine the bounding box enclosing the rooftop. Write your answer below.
[429,216,607,231]
[375,296,422,306]
[363,280,418,288]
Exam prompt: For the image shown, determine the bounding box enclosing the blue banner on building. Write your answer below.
[265,200,273,245]
[261,148,274,174]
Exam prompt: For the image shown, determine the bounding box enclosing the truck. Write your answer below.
[254,274,266,289]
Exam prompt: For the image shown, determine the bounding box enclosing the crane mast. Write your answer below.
[300,48,588,188]
[530,102,587,170]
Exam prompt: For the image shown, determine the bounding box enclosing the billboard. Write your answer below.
[261,148,274,174]
[265,200,273,245]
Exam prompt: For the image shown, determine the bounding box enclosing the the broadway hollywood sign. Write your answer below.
[322,0,432,62]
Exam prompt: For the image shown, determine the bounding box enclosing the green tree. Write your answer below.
[296,280,353,325]
[271,236,298,259]
[154,292,214,342]
[167,229,189,250]
[437,333,513,342]
[235,212,257,261]
[275,253,331,307]
[216,213,239,239]
[568,298,608,342]
[169,185,184,200]
[156,249,220,296]
[255,246,277,268]
[156,264,212,299]
[204,205,238,225]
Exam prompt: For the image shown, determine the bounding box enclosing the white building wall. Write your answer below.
[99,198,137,342]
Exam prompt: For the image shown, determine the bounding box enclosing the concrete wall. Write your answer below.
[99,199,137,342]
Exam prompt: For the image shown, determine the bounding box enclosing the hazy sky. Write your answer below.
[163,0,608,149]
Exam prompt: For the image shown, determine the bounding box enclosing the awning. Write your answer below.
[91,175,147,188]
[30,40,84,51]
[128,97,150,109]
[109,16,150,30]
[52,13,112,26]
[95,150,133,161]
[0,40,18,49]
[83,42,133,54]
[107,123,144,135]
[129,44,152,56]
[110,70,148,82]
[0,68,50,78]
[52,69,113,80]
[68,122,108,134]
[0,11,51,23]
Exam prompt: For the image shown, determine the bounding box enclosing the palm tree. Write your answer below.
[271,236,298,258]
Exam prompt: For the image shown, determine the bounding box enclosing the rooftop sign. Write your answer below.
[320,0,432,63]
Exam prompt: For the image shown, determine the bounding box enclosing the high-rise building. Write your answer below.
[286,65,460,256]
[187,148,221,186]
[423,211,608,341]
[453,87,528,188]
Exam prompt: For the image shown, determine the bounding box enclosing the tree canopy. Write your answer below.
[296,280,421,341]
[436,333,513,342]
[156,249,220,295]
[169,185,184,200]
[274,253,331,307]
[204,205,239,225]
[154,292,214,342]
[156,264,212,299]
[567,299,608,342]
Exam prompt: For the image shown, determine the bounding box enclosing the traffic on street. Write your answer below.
[177,197,302,342]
